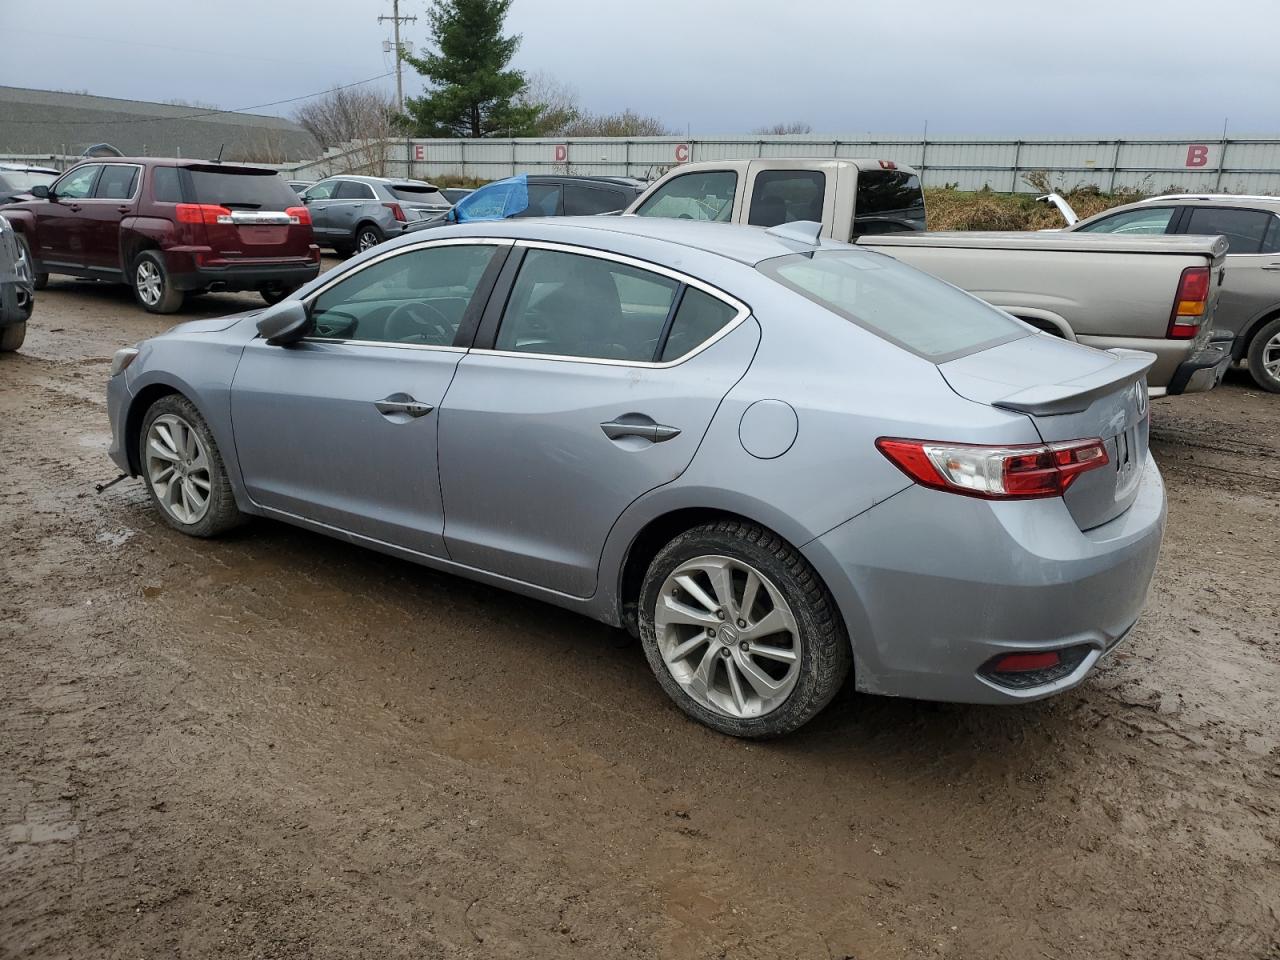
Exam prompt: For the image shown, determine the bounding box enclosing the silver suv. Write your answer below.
[1070,195,1280,391]
[301,175,451,257]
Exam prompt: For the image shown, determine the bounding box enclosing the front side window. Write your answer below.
[309,244,499,345]
[759,250,1026,362]
[1076,206,1175,235]
[303,180,340,201]
[335,180,376,200]
[511,183,562,217]
[94,165,139,200]
[633,171,737,222]
[496,249,679,361]
[1183,207,1274,254]
[54,165,102,200]
[748,170,826,228]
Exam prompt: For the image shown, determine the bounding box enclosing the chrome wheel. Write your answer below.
[1263,331,1280,381]
[135,260,163,307]
[357,228,380,252]
[145,413,212,524]
[654,555,802,719]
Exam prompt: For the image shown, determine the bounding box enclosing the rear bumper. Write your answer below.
[1166,330,1234,396]
[166,251,320,292]
[803,453,1166,704]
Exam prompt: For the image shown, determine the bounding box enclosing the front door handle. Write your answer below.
[1262,263,1280,271]
[600,414,681,443]
[375,394,434,419]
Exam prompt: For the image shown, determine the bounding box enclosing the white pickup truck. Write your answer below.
[625,158,1232,395]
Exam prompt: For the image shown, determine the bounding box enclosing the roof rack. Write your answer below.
[1140,193,1279,203]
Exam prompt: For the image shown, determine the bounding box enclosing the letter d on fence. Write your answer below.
[554,144,567,163]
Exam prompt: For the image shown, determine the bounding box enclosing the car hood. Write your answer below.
[163,310,261,337]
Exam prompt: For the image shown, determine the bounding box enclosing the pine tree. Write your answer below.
[403,0,540,138]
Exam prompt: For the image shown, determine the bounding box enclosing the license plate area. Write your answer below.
[239,225,287,244]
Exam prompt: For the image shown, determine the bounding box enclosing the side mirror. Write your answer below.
[300,194,311,204]
[31,185,50,200]
[256,300,312,346]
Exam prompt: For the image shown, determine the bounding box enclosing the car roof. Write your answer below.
[0,162,59,174]
[1139,193,1280,205]
[319,174,437,187]
[523,175,645,188]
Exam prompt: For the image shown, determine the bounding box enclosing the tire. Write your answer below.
[1246,316,1280,393]
[15,234,48,290]
[332,243,355,258]
[354,223,384,254]
[638,520,851,738]
[139,394,244,538]
[0,322,25,353]
[260,283,299,306]
[130,250,185,314]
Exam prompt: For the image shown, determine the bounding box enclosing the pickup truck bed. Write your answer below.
[856,230,1230,395]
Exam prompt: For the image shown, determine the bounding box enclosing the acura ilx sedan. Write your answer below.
[106,217,1166,737]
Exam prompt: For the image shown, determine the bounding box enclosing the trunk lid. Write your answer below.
[184,164,313,260]
[388,183,450,222]
[939,335,1154,530]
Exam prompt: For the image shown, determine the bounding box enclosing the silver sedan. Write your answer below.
[106,217,1166,737]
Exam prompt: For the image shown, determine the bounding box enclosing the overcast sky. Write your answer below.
[0,0,1274,135]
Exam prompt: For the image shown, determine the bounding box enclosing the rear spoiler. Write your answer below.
[992,349,1155,416]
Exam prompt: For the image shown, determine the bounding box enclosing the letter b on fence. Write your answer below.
[1185,144,1210,168]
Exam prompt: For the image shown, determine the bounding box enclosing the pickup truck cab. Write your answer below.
[625,158,925,239]
[3,158,320,313]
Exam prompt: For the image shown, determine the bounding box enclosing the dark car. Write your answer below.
[0,214,35,351]
[2,158,319,313]
[406,175,647,233]
[0,163,59,205]
[301,175,452,256]
[287,180,316,195]
[440,187,473,205]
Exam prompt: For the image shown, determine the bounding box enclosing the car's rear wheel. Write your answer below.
[140,395,243,537]
[355,223,384,254]
[15,234,48,290]
[638,520,850,738]
[0,322,25,353]
[1246,316,1280,393]
[131,251,185,314]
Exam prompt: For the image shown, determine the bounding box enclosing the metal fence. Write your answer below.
[9,134,1280,194]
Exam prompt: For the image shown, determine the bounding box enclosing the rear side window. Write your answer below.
[1076,206,1175,235]
[659,288,738,361]
[759,251,1026,362]
[634,171,736,222]
[511,183,561,217]
[185,167,299,210]
[564,185,626,216]
[1183,207,1274,254]
[496,249,678,361]
[748,170,826,227]
[335,180,376,200]
[853,171,926,237]
[152,167,183,203]
[94,165,139,200]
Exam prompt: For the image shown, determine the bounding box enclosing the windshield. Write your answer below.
[1,171,57,193]
[185,167,299,210]
[853,171,926,237]
[759,250,1026,361]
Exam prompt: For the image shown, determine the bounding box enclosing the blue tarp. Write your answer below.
[452,174,531,223]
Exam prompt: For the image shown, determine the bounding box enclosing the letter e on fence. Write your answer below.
[674,143,690,164]
[1185,144,1209,168]
[413,144,425,161]
[554,144,567,163]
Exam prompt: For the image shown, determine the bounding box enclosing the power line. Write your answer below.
[2,73,396,126]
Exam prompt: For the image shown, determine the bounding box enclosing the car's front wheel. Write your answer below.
[140,394,243,537]
[0,322,25,353]
[15,234,48,290]
[131,251,185,314]
[1246,316,1280,393]
[638,520,851,738]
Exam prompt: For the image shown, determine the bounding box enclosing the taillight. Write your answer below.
[1168,265,1209,339]
[876,437,1110,500]
[878,159,897,170]
[286,205,311,226]
[174,203,232,225]
[383,202,407,222]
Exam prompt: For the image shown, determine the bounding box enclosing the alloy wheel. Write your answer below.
[357,229,380,252]
[136,260,163,307]
[145,413,212,524]
[1263,330,1280,382]
[654,555,802,719]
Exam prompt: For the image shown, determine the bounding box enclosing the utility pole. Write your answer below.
[378,0,417,113]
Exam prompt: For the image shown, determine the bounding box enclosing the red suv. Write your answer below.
[5,158,320,313]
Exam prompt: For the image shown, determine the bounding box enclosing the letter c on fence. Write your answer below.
[1186,144,1209,168]
[674,143,690,164]
[554,144,567,162]
[413,145,425,161]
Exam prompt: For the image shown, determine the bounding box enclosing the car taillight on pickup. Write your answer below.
[1168,266,1209,339]
[876,438,1110,499]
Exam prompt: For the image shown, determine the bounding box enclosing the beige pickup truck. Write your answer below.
[625,158,1232,395]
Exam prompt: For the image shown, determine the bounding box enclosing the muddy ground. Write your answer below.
[2,268,1278,960]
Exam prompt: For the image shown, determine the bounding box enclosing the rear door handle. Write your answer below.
[1262,263,1280,271]
[600,415,681,443]
[66,203,82,213]
[375,394,434,418]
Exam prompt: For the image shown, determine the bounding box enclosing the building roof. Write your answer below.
[0,86,320,163]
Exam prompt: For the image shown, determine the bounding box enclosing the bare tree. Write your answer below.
[518,70,582,136]
[294,86,397,176]
[752,121,813,135]
[563,110,671,137]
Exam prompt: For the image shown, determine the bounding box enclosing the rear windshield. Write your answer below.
[853,171,926,237]
[1,170,56,192]
[388,184,443,202]
[758,250,1025,361]
[184,166,299,210]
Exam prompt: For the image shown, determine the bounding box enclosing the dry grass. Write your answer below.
[925,183,1148,231]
